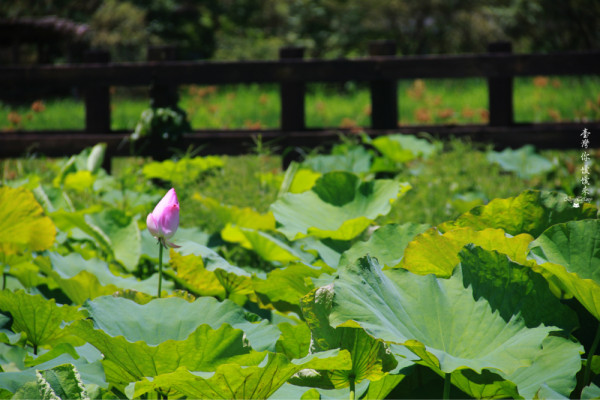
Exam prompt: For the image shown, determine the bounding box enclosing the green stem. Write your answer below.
[33,344,38,355]
[584,322,600,386]
[349,374,355,400]
[157,243,164,298]
[443,372,451,400]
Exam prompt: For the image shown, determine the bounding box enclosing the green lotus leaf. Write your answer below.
[168,246,254,304]
[325,254,559,378]
[221,225,305,264]
[77,296,279,351]
[142,156,223,185]
[371,134,441,163]
[68,296,280,387]
[0,353,106,395]
[299,288,399,389]
[528,219,600,320]
[362,373,408,399]
[582,383,600,399]
[302,145,372,175]
[276,322,311,360]
[132,350,351,399]
[340,223,430,268]
[253,263,327,313]
[192,193,275,230]
[85,209,141,271]
[486,145,555,179]
[296,237,352,269]
[271,380,370,399]
[0,290,84,351]
[51,208,141,271]
[400,227,535,278]
[34,363,89,400]
[459,245,578,333]
[168,251,226,298]
[271,171,409,240]
[439,190,597,237]
[38,253,168,304]
[0,186,56,255]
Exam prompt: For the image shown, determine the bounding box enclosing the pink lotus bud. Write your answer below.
[147,188,180,247]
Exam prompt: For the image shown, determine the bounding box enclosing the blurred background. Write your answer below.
[1,0,599,64]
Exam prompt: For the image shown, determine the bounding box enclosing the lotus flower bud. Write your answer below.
[147,188,180,247]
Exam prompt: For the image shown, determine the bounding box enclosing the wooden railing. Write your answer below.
[1,41,598,165]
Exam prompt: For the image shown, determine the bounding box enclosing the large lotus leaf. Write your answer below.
[193,193,275,230]
[0,353,106,394]
[449,335,581,399]
[14,363,90,400]
[325,254,559,377]
[299,288,399,389]
[582,383,600,399]
[439,190,597,237]
[296,237,352,269]
[68,296,279,385]
[39,253,169,304]
[168,251,226,298]
[44,253,166,304]
[50,208,111,254]
[0,186,56,255]
[400,227,535,277]
[271,171,409,240]
[271,381,370,400]
[0,290,84,350]
[487,145,555,179]
[168,247,254,304]
[302,145,372,175]
[276,322,311,360]
[131,350,351,399]
[85,209,141,271]
[340,223,430,268]
[221,225,306,264]
[528,219,600,320]
[371,134,441,163]
[458,245,577,333]
[253,263,327,313]
[78,296,279,351]
[70,319,264,387]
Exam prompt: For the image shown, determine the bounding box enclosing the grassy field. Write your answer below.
[1,76,598,131]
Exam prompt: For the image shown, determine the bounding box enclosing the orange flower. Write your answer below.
[461,107,475,119]
[414,108,431,123]
[533,76,548,87]
[31,100,45,113]
[437,108,454,119]
[479,109,489,123]
[7,112,22,126]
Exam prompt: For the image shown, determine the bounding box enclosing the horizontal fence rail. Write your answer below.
[1,41,599,168]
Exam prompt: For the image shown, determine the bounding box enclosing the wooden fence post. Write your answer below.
[487,41,514,126]
[279,46,306,132]
[369,40,397,129]
[83,49,111,172]
[84,50,111,134]
[148,45,179,108]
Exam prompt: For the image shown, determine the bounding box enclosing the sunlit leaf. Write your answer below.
[371,134,441,163]
[439,190,597,237]
[0,187,56,255]
[221,225,304,264]
[132,350,351,399]
[192,193,276,230]
[400,227,535,277]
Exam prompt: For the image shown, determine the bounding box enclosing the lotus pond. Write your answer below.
[0,134,599,399]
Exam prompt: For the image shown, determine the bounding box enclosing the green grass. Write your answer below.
[1,76,598,131]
